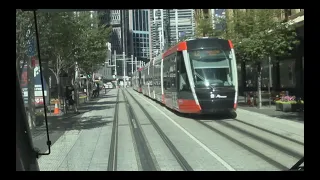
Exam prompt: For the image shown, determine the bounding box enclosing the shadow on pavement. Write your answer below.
[31,92,116,154]
[50,115,113,131]
[84,101,119,106]
[238,105,304,123]
[78,105,115,112]
[269,112,304,122]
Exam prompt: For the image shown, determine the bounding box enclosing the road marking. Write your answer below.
[137,93,236,171]
[132,119,137,129]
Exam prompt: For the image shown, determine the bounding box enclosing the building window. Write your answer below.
[279,59,296,88]
[139,11,143,30]
[134,10,139,30]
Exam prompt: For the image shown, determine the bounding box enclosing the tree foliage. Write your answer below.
[225,9,300,108]
[75,12,112,74]
[16,10,34,69]
[16,10,112,100]
[195,17,214,37]
[226,9,299,63]
[194,12,226,38]
[37,12,80,78]
[16,11,113,78]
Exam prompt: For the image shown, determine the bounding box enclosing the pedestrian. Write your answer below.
[65,85,78,113]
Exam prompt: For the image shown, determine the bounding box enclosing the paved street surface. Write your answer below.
[36,88,304,171]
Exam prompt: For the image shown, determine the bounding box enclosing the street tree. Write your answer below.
[195,11,227,38]
[195,15,214,37]
[16,10,34,75]
[16,10,39,129]
[227,9,299,108]
[36,12,81,102]
[75,11,112,78]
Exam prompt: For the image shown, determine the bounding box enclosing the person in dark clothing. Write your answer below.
[65,85,77,113]
[92,82,100,97]
[96,82,100,96]
[66,86,74,105]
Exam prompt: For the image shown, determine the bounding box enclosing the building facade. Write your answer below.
[98,10,123,54]
[149,9,195,58]
[168,9,195,43]
[129,9,151,62]
[98,10,131,78]
[150,9,171,58]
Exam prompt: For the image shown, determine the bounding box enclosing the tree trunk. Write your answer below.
[56,75,61,109]
[86,78,90,101]
[257,62,262,109]
[27,55,35,130]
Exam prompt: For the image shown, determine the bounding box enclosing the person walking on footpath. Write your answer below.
[65,85,79,114]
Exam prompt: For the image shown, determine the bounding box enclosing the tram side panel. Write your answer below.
[138,70,142,93]
[132,71,138,92]
[163,53,178,110]
[141,68,147,95]
[146,65,152,98]
[149,63,155,99]
[153,60,162,103]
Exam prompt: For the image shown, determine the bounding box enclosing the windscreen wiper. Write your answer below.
[289,157,304,171]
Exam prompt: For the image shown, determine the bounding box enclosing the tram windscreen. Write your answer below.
[189,48,234,88]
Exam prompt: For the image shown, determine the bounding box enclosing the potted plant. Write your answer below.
[275,96,302,112]
[296,98,304,112]
[35,111,44,127]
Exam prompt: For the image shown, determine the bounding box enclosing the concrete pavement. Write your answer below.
[31,91,113,158]
[36,88,303,171]
[37,90,117,171]
[238,96,304,122]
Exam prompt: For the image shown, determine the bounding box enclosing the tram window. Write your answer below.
[178,52,190,91]
[171,69,176,88]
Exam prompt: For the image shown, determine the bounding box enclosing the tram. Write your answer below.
[132,67,143,92]
[135,38,238,117]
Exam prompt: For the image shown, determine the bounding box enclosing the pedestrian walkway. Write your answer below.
[237,96,304,123]
[31,90,113,157]
[37,89,118,171]
[236,108,304,142]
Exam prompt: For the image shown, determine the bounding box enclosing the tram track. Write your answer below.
[107,89,119,171]
[125,89,194,171]
[192,115,304,170]
[131,89,304,171]
[121,89,158,171]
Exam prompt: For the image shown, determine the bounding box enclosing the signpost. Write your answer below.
[21,37,48,107]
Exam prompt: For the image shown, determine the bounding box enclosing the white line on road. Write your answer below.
[136,93,235,171]
[132,119,137,129]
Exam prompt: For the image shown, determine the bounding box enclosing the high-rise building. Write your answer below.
[98,10,130,55]
[98,10,131,77]
[149,9,195,57]
[150,9,166,58]
[168,9,195,43]
[128,9,151,62]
